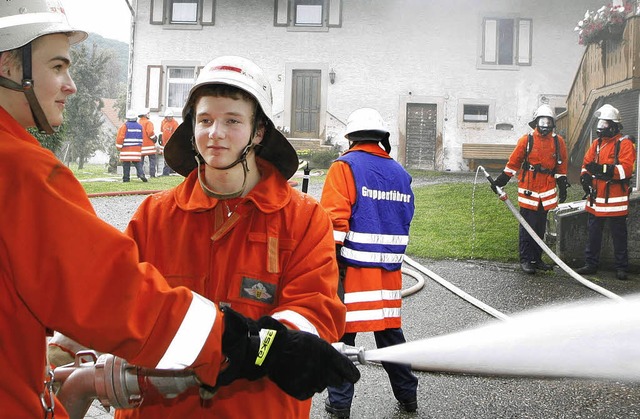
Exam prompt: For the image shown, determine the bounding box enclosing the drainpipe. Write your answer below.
[124,0,136,110]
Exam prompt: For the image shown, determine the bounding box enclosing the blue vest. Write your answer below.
[337,150,414,271]
[123,121,143,148]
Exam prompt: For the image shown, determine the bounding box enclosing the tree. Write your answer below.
[64,42,111,169]
[28,126,66,154]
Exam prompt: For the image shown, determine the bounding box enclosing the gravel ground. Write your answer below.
[81,172,640,419]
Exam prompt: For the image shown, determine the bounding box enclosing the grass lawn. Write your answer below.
[72,164,585,262]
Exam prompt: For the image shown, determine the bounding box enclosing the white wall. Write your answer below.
[130,0,605,170]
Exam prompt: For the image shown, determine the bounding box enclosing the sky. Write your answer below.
[62,0,132,43]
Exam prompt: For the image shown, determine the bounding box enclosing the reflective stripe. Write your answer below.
[341,247,404,264]
[0,13,65,29]
[591,204,628,213]
[504,167,517,175]
[595,195,628,204]
[517,187,556,199]
[346,307,401,323]
[271,310,318,336]
[333,230,347,243]
[155,292,216,370]
[617,164,626,180]
[344,289,402,304]
[345,231,409,245]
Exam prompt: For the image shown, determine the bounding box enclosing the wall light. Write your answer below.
[329,68,336,84]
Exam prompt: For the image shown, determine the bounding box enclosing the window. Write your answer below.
[171,0,198,24]
[294,0,323,26]
[150,0,215,26]
[482,17,532,67]
[167,67,196,109]
[463,105,489,123]
[274,0,341,30]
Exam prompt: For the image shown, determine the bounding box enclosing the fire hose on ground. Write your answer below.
[477,165,624,302]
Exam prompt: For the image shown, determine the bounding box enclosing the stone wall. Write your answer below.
[552,194,640,272]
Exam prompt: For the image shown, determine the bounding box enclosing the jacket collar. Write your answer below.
[344,141,391,158]
[173,157,291,213]
[0,106,41,146]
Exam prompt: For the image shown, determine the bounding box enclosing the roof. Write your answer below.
[101,98,124,129]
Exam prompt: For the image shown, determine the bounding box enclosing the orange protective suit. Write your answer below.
[581,134,636,217]
[503,131,568,211]
[115,159,345,419]
[0,106,224,418]
[159,117,179,153]
[139,115,157,156]
[320,143,403,333]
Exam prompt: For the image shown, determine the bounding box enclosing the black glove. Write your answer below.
[556,176,569,203]
[491,172,510,193]
[217,307,360,400]
[580,173,592,196]
[585,162,614,180]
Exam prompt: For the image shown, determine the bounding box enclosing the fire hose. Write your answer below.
[477,165,624,302]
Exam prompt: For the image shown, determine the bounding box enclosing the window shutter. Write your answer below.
[328,0,341,27]
[483,18,497,64]
[146,65,163,112]
[274,0,288,27]
[150,0,164,24]
[202,0,215,25]
[517,19,532,66]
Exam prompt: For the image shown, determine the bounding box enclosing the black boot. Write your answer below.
[533,260,554,271]
[575,265,597,275]
[520,261,536,274]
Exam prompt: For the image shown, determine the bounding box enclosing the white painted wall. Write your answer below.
[129,0,605,171]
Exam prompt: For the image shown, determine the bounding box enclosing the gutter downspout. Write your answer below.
[124,0,135,110]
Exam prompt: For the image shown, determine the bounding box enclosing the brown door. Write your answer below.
[406,103,437,170]
[291,70,320,138]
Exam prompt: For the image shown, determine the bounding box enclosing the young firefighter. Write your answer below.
[321,108,419,417]
[116,110,147,182]
[110,56,353,418]
[492,104,569,274]
[159,109,179,175]
[138,108,158,177]
[0,2,358,417]
[576,104,636,280]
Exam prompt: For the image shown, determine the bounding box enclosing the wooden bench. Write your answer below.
[462,143,515,170]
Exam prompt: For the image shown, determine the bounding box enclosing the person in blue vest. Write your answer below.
[115,110,147,183]
[321,108,418,417]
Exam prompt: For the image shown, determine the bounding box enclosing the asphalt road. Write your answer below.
[82,177,640,419]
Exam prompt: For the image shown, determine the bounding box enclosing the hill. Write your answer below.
[74,33,129,98]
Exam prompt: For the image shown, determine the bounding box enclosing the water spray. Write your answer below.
[335,293,640,382]
[477,165,624,302]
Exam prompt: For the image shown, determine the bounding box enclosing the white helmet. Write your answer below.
[125,110,137,121]
[164,109,174,117]
[137,108,150,117]
[165,56,299,180]
[594,104,621,123]
[0,0,87,51]
[344,108,389,138]
[528,104,556,129]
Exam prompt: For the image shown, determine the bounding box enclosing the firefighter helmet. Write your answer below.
[165,56,298,179]
[594,104,621,123]
[344,108,389,139]
[164,109,174,117]
[125,110,137,121]
[0,0,87,52]
[528,104,556,129]
[137,108,150,117]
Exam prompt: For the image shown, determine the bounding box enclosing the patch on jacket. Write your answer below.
[240,277,276,304]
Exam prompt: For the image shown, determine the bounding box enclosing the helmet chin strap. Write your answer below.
[0,43,54,134]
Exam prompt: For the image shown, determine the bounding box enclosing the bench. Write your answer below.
[462,143,515,170]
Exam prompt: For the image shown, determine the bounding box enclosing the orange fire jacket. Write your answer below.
[503,129,568,211]
[159,117,179,153]
[115,159,345,419]
[320,142,404,333]
[0,107,224,418]
[139,116,157,156]
[581,133,636,217]
[116,122,142,162]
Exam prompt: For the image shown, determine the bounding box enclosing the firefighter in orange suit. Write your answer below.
[0,3,357,417]
[576,104,636,280]
[116,110,147,182]
[138,108,158,177]
[109,56,357,418]
[493,104,569,274]
[321,108,419,417]
[160,109,179,175]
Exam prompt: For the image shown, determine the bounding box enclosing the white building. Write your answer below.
[126,0,605,171]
